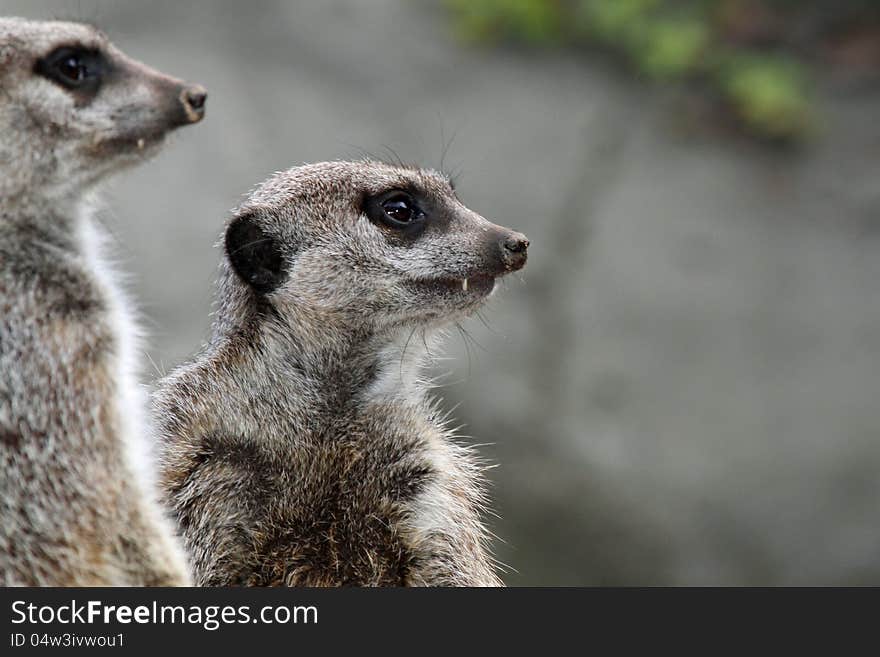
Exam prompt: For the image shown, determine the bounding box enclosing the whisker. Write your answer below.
[226,237,275,256]
[455,322,474,380]
[399,325,418,382]
[458,322,487,353]
[380,145,407,169]
[474,309,501,336]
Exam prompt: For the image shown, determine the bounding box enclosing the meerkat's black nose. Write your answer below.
[501,232,529,271]
[180,84,207,123]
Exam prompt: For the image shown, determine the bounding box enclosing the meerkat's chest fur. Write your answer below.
[160,331,500,586]
[1,203,188,585]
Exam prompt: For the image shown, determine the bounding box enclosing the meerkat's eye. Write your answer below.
[36,46,105,92]
[364,189,428,235]
[381,193,424,227]
[57,55,87,82]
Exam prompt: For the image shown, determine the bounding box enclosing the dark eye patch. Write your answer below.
[363,188,429,241]
[35,45,108,101]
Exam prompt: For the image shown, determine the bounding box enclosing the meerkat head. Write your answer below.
[0,18,206,201]
[223,160,528,335]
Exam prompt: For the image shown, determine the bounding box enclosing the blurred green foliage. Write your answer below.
[447,0,824,141]
[448,0,564,43]
[719,54,812,138]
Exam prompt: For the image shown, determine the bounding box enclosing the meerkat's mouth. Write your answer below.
[88,130,167,157]
[410,274,495,298]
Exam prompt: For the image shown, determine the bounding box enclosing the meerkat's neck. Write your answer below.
[211,269,439,413]
[0,106,38,202]
[0,192,93,251]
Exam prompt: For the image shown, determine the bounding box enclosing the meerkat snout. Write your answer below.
[500,231,529,271]
[178,84,207,124]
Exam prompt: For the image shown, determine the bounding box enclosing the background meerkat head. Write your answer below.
[223,160,529,333]
[0,17,206,201]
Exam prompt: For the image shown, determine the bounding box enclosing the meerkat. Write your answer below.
[154,160,529,586]
[0,18,206,585]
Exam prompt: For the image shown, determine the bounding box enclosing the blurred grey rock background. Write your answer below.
[5,0,880,584]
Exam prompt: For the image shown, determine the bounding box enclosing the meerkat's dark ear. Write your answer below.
[225,211,287,294]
